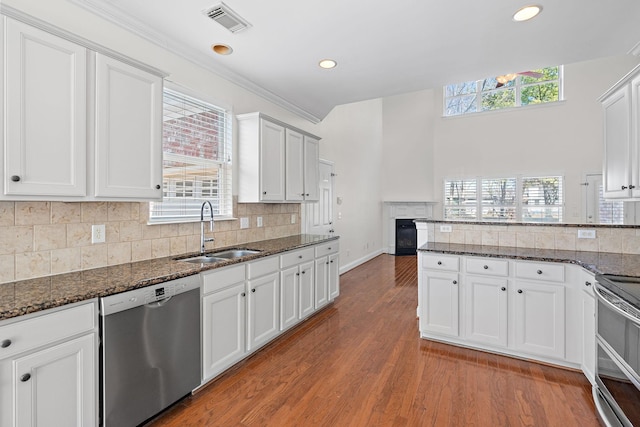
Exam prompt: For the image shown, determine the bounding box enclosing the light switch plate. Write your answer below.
[240,217,249,229]
[578,229,596,239]
[440,225,452,233]
[257,216,263,227]
[291,214,296,224]
[91,224,105,244]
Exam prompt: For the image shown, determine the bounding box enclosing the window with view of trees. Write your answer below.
[149,87,232,223]
[444,66,562,117]
[444,176,563,222]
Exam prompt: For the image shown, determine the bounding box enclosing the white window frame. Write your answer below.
[443,66,564,117]
[444,175,564,222]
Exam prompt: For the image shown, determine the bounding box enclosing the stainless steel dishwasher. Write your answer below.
[100,275,201,427]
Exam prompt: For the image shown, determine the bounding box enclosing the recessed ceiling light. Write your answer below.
[513,5,542,22]
[212,44,233,55]
[319,59,337,69]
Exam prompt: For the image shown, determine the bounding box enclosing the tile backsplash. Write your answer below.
[423,222,640,254]
[0,198,300,284]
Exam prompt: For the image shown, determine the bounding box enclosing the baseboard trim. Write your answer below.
[339,249,384,275]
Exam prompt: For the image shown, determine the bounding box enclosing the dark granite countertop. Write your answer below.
[418,242,640,277]
[0,234,338,322]
[413,219,639,229]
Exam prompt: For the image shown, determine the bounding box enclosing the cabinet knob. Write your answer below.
[483,265,489,270]
[585,281,592,287]
[326,261,329,265]
[252,288,256,293]
[536,270,542,275]
[10,175,20,182]
[437,261,442,265]
[0,339,11,348]
[622,186,629,190]
[20,373,31,382]
[501,287,506,291]
[241,292,246,297]
[330,260,334,263]
[517,289,523,294]
[631,185,637,190]
[263,191,267,195]
[305,193,309,196]
[296,273,300,276]
[298,255,303,259]
[302,270,306,274]
[452,280,457,285]
[155,184,161,189]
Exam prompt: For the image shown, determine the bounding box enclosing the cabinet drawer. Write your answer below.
[515,261,565,283]
[466,257,509,276]
[281,248,315,269]
[422,254,459,272]
[0,301,96,360]
[203,264,245,294]
[315,241,339,257]
[247,255,280,279]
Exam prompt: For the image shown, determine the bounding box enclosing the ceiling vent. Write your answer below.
[203,3,251,33]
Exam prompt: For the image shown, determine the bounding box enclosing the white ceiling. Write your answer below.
[74,0,640,123]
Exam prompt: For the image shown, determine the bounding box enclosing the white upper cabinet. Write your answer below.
[3,17,87,197]
[94,54,163,199]
[0,14,166,201]
[238,112,321,203]
[600,64,640,199]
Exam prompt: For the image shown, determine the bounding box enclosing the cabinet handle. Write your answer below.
[501,287,506,291]
[241,292,246,297]
[622,186,628,190]
[517,289,523,294]
[252,289,256,293]
[452,280,457,285]
[483,265,489,270]
[536,270,542,275]
[20,373,31,382]
[437,261,442,265]
[585,281,592,287]
[0,339,11,348]
[155,184,161,189]
[10,175,20,182]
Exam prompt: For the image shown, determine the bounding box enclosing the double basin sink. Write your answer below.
[177,249,261,264]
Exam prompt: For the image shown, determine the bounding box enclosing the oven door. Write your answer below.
[595,283,640,426]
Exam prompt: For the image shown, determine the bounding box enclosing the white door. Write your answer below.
[202,282,246,380]
[420,271,459,337]
[247,272,280,351]
[464,275,508,347]
[14,334,96,427]
[95,54,163,199]
[4,18,87,197]
[305,160,335,235]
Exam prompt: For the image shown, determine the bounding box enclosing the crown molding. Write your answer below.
[67,0,322,123]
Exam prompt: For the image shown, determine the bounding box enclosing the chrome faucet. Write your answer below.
[200,201,215,254]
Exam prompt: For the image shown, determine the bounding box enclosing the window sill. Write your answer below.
[441,99,566,120]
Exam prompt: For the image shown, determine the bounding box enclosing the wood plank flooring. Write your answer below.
[148,254,599,427]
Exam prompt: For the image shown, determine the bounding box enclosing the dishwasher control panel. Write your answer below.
[100,275,201,316]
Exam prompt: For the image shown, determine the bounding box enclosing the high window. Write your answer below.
[149,87,232,223]
[444,66,562,117]
[444,176,564,222]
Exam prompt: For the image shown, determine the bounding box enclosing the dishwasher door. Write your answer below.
[101,282,200,427]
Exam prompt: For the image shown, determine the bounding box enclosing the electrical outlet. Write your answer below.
[240,217,249,229]
[257,216,263,227]
[578,229,596,239]
[440,225,452,233]
[91,224,105,244]
[291,214,296,224]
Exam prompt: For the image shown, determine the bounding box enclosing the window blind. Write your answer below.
[149,88,232,223]
[521,176,563,222]
[444,179,478,220]
[598,184,624,224]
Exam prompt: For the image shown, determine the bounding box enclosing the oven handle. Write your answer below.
[594,282,640,326]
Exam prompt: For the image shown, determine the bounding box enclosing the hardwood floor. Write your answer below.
[148,254,599,427]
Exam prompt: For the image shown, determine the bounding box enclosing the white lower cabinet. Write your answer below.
[247,272,280,351]
[280,260,314,331]
[579,271,596,384]
[0,301,98,427]
[328,254,340,300]
[419,253,589,370]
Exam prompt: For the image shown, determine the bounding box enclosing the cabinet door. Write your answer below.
[328,254,339,300]
[280,266,300,331]
[13,333,96,427]
[464,275,508,347]
[285,129,304,201]
[95,54,163,199]
[420,271,459,337]
[631,76,640,198]
[299,261,315,319]
[419,271,459,337]
[4,18,87,197]
[602,84,632,198]
[247,272,280,351]
[202,283,246,380]
[259,119,285,201]
[303,136,320,201]
[512,281,565,359]
[315,257,329,309]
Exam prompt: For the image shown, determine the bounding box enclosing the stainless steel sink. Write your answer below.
[208,249,261,259]
[177,249,260,264]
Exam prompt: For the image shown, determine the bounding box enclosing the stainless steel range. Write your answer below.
[594,274,640,427]
[100,275,201,426]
